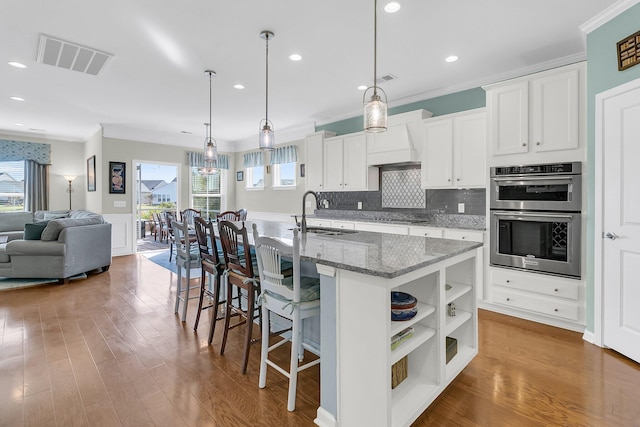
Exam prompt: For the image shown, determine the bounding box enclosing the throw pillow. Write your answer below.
[24,221,49,240]
[43,212,68,220]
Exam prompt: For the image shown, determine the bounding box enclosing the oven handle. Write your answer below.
[492,211,575,221]
[491,176,574,184]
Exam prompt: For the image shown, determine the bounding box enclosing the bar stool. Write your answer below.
[252,224,320,411]
[172,219,201,322]
[192,216,227,343]
[217,220,261,374]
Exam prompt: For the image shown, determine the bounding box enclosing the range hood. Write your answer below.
[367,109,432,166]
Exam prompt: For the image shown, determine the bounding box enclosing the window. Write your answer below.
[191,167,223,218]
[273,162,296,188]
[246,166,264,189]
[0,160,25,211]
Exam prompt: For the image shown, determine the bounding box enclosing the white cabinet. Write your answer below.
[408,226,444,238]
[330,220,355,230]
[305,217,332,228]
[354,222,408,235]
[443,229,484,243]
[484,62,584,162]
[421,109,486,189]
[304,130,334,191]
[488,266,584,327]
[323,133,379,192]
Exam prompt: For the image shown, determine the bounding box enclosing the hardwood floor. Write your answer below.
[1,254,639,427]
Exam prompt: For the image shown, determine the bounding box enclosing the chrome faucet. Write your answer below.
[301,191,319,233]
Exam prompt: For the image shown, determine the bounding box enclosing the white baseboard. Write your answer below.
[314,407,337,427]
[582,330,597,345]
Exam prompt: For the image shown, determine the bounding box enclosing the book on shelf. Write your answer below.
[391,326,414,350]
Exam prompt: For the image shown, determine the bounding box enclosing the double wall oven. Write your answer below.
[489,162,582,278]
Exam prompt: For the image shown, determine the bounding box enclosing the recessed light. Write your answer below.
[180,130,193,135]
[384,2,401,13]
[8,61,27,69]
[10,96,24,101]
[445,55,459,63]
[233,84,245,90]
[15,123,23,126]
[358,85,368,91]
[289,54,302,61]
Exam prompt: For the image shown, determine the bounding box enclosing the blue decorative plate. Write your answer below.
[391,291,417,309]
[391,306,418,321]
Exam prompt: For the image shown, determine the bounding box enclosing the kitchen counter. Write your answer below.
[249,219,482,278]
[309,210,486,230]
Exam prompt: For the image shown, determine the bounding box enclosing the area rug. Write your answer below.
[142,249,201,277]
[0,273,88,292]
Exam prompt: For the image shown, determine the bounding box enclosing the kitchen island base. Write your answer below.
[315,248,480,427]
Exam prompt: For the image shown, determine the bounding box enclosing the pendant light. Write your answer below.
[363,0,387,133]
[259,30,275,150]
[203,69,218,164]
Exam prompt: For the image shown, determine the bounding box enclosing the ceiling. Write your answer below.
[0,0,617,150]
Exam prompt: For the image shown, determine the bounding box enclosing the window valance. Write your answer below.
[0,139,51,165]
[243,152,264,168]
[270,145,298,165]
[188,151,229,169]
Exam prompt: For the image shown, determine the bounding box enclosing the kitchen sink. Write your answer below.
[290,226,358,236]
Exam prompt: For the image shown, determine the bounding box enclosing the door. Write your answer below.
[342,134,367,190]
[531,68,579,152]
[323,137,343,191]
[602,82,640,363]
[487,81,529,156]
[422,118,453,188]
[455,112,486,187]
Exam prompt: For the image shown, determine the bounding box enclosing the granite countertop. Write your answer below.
[309,210,486,231]
[245,220,483,279]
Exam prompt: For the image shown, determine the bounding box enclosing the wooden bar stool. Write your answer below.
[217,220,260,374]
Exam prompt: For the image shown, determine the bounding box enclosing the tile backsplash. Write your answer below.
[317,166,485,215]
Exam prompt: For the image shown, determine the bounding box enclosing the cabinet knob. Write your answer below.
[456,178,460,181]
[461,236,466,239]
[506,280,510,283]
[554,288,559,292]
[554,308,559,312]
[522,143,527,147]
[536,141,541,146]
[506,298,510,301]
[344,183,347,186]
[448,179,451,182]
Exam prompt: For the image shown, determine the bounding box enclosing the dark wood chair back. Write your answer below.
[217,211,241,221]
[217,220,253,278]
[194,217,221,267]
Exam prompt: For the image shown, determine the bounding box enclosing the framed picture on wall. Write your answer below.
[87,155,96,192]
[109,161,126,194]
[236,171,244,181]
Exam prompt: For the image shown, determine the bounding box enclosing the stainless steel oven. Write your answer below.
[489,162,582,278]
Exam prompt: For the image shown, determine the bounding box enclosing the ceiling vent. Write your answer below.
[36,34,113,76]
[376,73,397,84]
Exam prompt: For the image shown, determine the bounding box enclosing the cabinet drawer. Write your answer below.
[355,222,408,235]
[491,268,579,300]
[492,287,579,321]
[408,226,444,238]
[331,220,355,230]
[443,229,484,243]
[306,218,331,228]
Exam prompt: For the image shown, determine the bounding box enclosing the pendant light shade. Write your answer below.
[363,0,388,133]
[204,70,218,163]
[259,30,275,150]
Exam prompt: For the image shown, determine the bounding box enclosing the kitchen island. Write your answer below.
[248,220,483,427]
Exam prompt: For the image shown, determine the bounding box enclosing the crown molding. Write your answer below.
[580,0,640,34]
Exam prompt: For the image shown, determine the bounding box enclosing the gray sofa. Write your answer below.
[0,210,112,283]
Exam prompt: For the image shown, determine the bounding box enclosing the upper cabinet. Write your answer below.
[323,133,379,192]
[484,62,585,164]
[305,130,335,192]
[421,108,486,189]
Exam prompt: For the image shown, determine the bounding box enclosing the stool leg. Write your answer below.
[288,311,300,411]
[220,278,232,356]
[258,303,269,388]
[194,268,206,330]
[181,264,190,322]
[174,264,182,314]
[241,284,255,374]
[208,272,221,345]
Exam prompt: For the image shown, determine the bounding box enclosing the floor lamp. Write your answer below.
[63,176,76,210]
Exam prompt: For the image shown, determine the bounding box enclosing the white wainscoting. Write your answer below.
[103,214,134,256]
